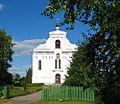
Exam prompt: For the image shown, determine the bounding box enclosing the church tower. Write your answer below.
[32,25,77,85]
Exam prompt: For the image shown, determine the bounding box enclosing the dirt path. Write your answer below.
[0,91,42,104]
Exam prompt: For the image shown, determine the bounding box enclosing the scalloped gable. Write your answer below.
[33,25,77,52]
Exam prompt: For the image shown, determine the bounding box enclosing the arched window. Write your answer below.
[56,53,60,59]
[55,74,61,83]
[55,40,60,48]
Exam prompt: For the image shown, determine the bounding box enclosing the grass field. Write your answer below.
[10,86,42,98]
[32,101,94,104]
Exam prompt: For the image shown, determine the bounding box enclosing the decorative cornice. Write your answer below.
[52,70,64,72]
[33,51,54,53]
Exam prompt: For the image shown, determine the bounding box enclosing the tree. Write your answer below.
[86,30,120,104]
[0,29,14,86]
[63,42,92,88]
[13,73,21,84]
[26,68,32,83]
[19,76,26,83]
[14,74,21,81]
[19,76,26,86]
[42,0,119,30]
[42,0,120,104]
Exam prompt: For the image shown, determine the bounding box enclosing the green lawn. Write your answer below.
[10,86,42,98]
[32,101,94,104]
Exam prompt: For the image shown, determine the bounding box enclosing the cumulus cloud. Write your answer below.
[0,4,5,11]
[13,39,46,56]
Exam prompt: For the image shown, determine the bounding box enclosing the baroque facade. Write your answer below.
[32,25,77,85]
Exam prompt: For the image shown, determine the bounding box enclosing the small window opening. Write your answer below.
[55,40,60,48]
[55,59,57,69]
[38,60,41,70]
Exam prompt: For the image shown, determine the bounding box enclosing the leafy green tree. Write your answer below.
[13,73,21,85]
[26,68,32,83]
[86,31,120,104]
[0,29,14,86]
[63,42,92,88]
[14,73,21,82]
[42,0,119,30]
[19,76,26,86]
[19,76,26,83]
[42,0,120,104]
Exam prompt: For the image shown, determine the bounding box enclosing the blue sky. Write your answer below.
[0,0,91,76]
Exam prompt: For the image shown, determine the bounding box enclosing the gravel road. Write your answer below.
[0,91,42,104]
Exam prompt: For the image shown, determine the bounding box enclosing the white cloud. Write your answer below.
[13,39,46,56]
[23,65,32,69]
[0,4,5,11]
[8,66,20,71]
[8,65,32,76]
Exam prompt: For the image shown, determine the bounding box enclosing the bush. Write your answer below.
[13,82,24,87]
[26,83,44,87]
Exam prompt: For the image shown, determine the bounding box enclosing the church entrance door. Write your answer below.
[55,74,61,84]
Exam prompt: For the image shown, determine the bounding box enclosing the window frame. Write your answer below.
[38,60,41,70]
[55,40,60,48]
[59,59,61,69]
[55,59,57,69]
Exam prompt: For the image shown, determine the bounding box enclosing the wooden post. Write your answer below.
[41,86,44,100]
[92,89,95,102]
[81,87,83,101]
[76,86,79,101]
[66,86,69,101]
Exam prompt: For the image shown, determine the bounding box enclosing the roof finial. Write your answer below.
[56,18,59,24]
[56,18,60,30]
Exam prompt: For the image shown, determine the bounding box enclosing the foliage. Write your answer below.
[86,31,120,104]
[42,0,120,29]
[63,42,92,88]
[19,77,26,84]
[42,0,120,104]
[26,68,32,83]
[12,73,22,86]
[0,29,14,86]
[26,83,44,87]
[12,68,32,86]
[13,74,21,82]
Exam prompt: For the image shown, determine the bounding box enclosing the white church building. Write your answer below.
[32,24,77,85]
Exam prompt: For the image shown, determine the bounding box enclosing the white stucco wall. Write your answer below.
[32,26,77,85]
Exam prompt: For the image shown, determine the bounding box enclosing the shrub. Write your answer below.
[26,83,44,87]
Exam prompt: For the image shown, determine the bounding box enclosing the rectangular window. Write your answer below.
[38,60,41,70]
[55,59,57,69]
[59,59,61,69]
